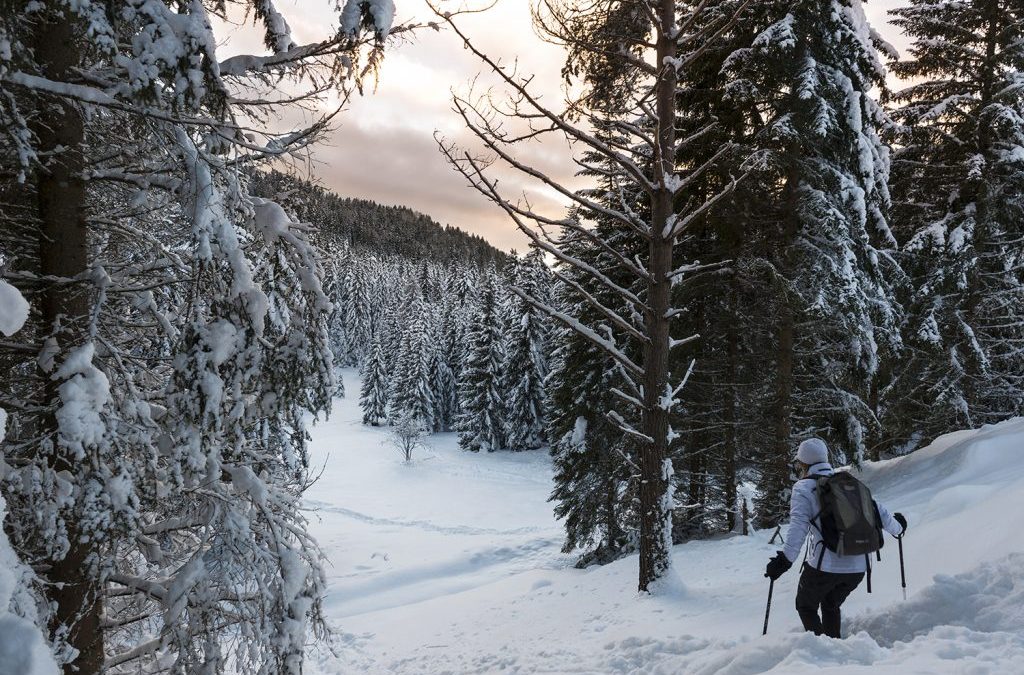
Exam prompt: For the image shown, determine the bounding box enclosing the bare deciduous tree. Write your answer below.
[390,410,429,462]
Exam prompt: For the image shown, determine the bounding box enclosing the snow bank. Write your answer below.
[641,554,1024,674]
[306,372,1024,674]
[851,553,1024,647]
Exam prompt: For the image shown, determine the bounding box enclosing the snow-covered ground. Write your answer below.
[306,370,1024,674]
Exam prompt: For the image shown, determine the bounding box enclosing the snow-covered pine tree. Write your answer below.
[0,281,60,675]
[342,255,374,367]
[319,253,505,432]
[0,1,400,671]
[546,225,640,566]
[376,269,407,376]
[322,243,350,397]
[389,288,437,429]
[361,329,392,425]
[428,298,460,431]
[883,0,1024,449]
[662,0,768,539]
[501,250,552,450]
[161,174,334,674]
[457,269,507,452]
[719,0,904,526]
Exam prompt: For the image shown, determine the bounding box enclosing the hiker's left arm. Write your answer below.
[876,500,904,537]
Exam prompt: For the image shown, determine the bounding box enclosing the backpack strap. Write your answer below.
[865,553,872,593]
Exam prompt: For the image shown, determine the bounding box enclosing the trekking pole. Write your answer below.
[898,534,907,601]
[762,578,774,636]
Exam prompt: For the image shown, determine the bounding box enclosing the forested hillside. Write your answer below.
[251,170,504,264]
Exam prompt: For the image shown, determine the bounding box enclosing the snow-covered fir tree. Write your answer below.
[389,288,437,429]
[719,0,904,526]
[884,0,1024,449]
[546,226,640,566]
[342,256,374,367]
[501,250,553,450]
[428,298,461,432]
[322,244,350,397]
[361,329,391,425]
[457,269,508,452]
[435,0,759,590]
[0,1,398,672]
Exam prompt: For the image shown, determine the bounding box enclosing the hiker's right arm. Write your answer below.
[782,482,813,563]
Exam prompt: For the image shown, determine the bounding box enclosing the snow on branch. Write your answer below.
[606,410,654,444]
[509,287,644,377]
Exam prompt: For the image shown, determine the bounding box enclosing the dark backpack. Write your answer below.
[812,471,883,560]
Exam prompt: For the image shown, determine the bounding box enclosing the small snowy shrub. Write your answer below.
[390,411,429,462]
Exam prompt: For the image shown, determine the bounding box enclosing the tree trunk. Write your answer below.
[771,299,794,523]
[637,0,678,593]
[723,290,739,531]
[602,449,624,554]
[31,14,105,675]
[762,168,800,529]
[867,370,882,462]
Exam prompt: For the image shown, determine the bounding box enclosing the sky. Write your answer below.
[230,1,912,252]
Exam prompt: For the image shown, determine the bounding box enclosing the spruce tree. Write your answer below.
[428,301,460,432]
[361,330,390,426]
[502,250,552,450]
[457,270,506,452]
[546,227,640,565]
[342,256,374,367]
[389,290,437,429]
[719,0,903,525]
[322,245,349,397]
[884,0,1024,449]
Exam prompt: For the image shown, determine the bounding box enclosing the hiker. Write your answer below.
[763,438,907,638]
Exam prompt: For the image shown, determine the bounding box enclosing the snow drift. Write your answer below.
[307,371,1024,674]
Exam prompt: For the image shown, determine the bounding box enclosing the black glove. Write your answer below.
[893,512,907,536]
[764,551,792,580]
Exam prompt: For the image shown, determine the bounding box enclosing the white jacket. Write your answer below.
[782,463,904,574]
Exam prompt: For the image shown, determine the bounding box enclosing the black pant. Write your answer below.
[795,562,864,638]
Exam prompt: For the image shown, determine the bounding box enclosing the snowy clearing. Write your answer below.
[306,371,1024,674]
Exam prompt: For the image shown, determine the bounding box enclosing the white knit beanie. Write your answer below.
[795,438,829,466]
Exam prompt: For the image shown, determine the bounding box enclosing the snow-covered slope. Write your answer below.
[306,371,1024,674]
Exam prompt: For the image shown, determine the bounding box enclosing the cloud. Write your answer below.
[314,106,580,252]
[308,0,583,252]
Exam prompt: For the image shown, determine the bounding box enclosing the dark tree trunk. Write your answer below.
[602,449,624,554]
[771,299,794,521]
[723,291,740,531]
[637,0,678,593]
[30,14,105,675]
[867,371,882,462]
[759,169,800,530]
